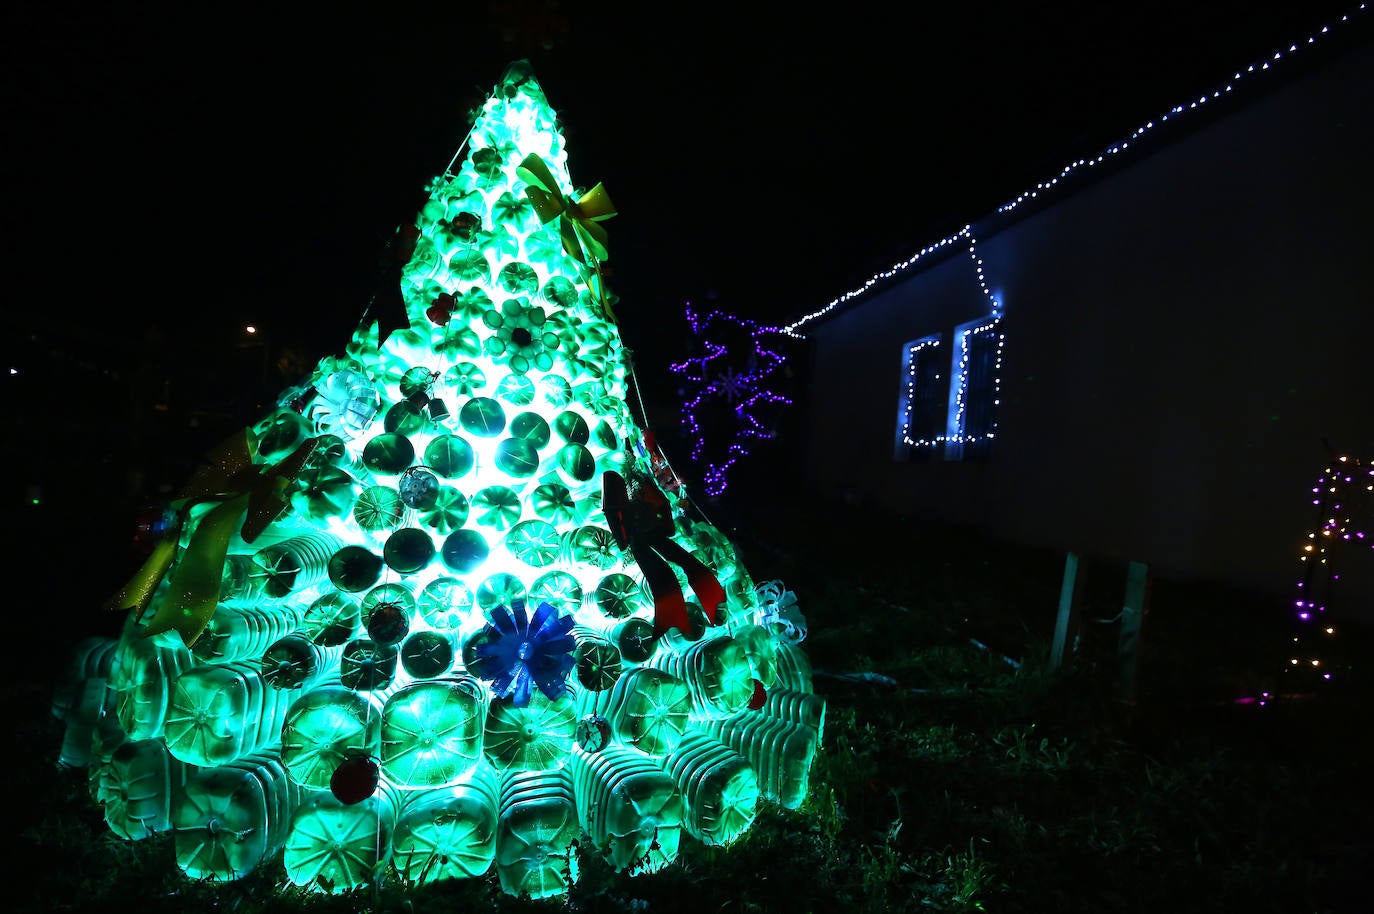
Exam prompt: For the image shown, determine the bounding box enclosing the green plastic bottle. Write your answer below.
[661,731,758,847]
[702,710,818,810]
[163,662,296,766]
[574,667,691,758]
[282,780,401,892]
[772,641,814,693]
[483,691,577,773]
[495,767,579,900]
[380,675,487,787]
[758,687,827,743]
[93,738,187,840]
[260,634,343,690]
[648,634,754,719]
[110,627,193,741]
[279,683,383,789]
[251,532,344,598]
[193,604,304,666]
[392,766,500,885]
[569,744,682,873]
[170,749,301,881]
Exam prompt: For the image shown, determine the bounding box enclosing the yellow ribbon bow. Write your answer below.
[516,152,616,265]
[516,153,619,323]
[105,428,318,646]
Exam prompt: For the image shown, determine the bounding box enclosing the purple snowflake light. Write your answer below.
[670,302,794,497]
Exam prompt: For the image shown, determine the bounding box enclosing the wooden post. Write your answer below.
[1116,561,1150,704]
[1051,552,1083,670]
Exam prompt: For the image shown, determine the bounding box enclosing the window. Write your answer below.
[895,334,945,459]
[943,314,1003,461]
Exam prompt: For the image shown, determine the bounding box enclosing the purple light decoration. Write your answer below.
[1284,453,1374,687]
[670,302,794,497]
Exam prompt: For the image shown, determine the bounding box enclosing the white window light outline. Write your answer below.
[944,312,1004,461]
[895,334,944,458]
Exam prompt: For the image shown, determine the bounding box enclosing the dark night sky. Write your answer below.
[5,1,1372,400]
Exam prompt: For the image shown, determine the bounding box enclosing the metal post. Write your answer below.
[1051,552,1082,670]
[1116,561,1150,704]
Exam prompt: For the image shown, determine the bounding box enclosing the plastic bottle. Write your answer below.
[51,636,118,721]
[392,765,500,885]
[661,731,758,846]
[727,623,778,689]
[483,691,577,773]
[571,629,621,692]
[192,603,305,665]
[574,667,691,758]
[260,634,342,690]
[648,634,754,719]
[218,553,266,604]
[569,744,682,873]
[282,780,401,893]
[568,614,655,666]
[759,687,827,743]
[495,767,579,900]
[380,674,487,787]
[93,738,187,840]
[772,641,814,694]
[279,684,383,789]
[171,749,301,881]
[110,628,194,741]
[701,710,818,810]
[399,630,455,679]
[251,531,344,598]
[611,617,659,665]
[300,591,362,647]
[341,638,399,691]
[162,661,297,766]
[58,675,114,769]
[327,544,385,594]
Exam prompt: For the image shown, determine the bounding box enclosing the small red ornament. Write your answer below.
[395,223,420,262]
[131,502,176,555]
[449,212,481,243]
[748,679,767,710]
[426,292,455,326]
[330,754,380,805]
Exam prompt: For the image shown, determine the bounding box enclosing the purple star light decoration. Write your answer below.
[670,302,794,497]
[470,600,576,706]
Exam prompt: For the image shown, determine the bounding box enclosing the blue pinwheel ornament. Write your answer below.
[470,599,576,707]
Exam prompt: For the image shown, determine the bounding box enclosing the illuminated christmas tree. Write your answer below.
[51,61,821,899]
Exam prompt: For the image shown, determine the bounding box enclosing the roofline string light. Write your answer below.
[783,2,1370,338]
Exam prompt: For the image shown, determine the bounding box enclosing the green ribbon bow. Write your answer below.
[105,428,317,646]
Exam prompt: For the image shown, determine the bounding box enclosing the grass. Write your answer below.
[9,492,1372,913]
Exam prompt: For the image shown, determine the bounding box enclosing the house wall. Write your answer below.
[804,46,1374,618]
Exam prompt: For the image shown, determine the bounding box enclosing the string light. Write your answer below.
[782,3,1369,338]
[1285,453,1373,687]
[899,336,942,447]
[892,233,1005,455]
[671,303,793,496]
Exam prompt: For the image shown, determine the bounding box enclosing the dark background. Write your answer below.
[4,2,1371,641]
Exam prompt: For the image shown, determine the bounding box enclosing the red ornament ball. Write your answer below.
[427,292,455,326]
[330,755,380,805]
[748,679,767,710]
